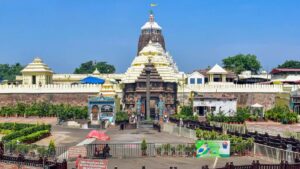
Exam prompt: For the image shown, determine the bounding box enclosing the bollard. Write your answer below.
[142,166,146,169]
[114,166,118,169]
[170,167,173,169]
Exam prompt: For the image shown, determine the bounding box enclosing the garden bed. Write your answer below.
[0,123,52,146]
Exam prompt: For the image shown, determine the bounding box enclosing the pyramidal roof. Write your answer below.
[21,57,53,73]
[92,68,100,75]
[207,64,227,74]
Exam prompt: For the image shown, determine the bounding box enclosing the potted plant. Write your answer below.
[141,139,147,156]
[190,144,196,157]
[156,146,162,156]
[184,145,191,157]
[163,144,171,156]
[176,144,184,156]
[171,146,176,156]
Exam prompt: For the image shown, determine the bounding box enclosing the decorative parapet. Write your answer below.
[0,84,101,93]
[186,84,285,93]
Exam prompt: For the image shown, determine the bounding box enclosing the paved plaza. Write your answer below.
[68,156,274,169]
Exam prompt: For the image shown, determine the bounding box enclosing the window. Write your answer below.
[197,78,202,84]
[32,76,36,85]
[190,78,195,84]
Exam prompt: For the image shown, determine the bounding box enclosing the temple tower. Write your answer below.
[137,12,166,54]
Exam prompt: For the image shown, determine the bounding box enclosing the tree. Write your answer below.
[0,63,23,81]
[277,60,300,69]
[74,61,115,74]
[222,54,261,74]
[48,140,56,157]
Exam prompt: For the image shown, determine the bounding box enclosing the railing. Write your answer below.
[0,84,101,93]
[187,84,284,93]
[86,143,156,158]
[0,155,67,169]
[254,143,300,163]
[3,143,70,161]
[162,123,197,140]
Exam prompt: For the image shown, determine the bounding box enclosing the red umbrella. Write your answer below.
[86,130,110,141]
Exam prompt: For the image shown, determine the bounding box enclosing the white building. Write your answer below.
[21,57,53,85]
[187,71,205,85]
[193,94,237,116]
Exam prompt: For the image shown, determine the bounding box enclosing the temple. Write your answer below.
[5,11,299,119]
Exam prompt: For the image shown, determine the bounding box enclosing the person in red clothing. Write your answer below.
[75,154,82,168]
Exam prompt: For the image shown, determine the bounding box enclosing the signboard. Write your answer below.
[68,146,87,159]
[78,159,108,169]
[196,140,230,158]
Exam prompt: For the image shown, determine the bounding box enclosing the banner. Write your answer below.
[68,146,87,159]
[196,140,230,158]
[78,159,108,169]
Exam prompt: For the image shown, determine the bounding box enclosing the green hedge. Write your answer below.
[0,123,35,131]
[265,105,298,124]
[2,124,51,142]
[171,105,198,121]
[0,102,88,120]
[11,130,50,144]
[196,129,254,155]
[206,107,251,123]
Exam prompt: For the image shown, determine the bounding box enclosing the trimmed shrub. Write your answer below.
[13,130,50,144]
[2,124,51,142]
[0,102,88,120]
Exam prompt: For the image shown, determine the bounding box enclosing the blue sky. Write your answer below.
[0,0,299,73]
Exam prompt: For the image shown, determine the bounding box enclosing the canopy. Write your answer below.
[80,76,105,84]
[251,103,263,108]
[86,130,110,141]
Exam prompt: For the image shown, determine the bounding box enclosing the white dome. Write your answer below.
[141,21,162,30]
[141,14,162,30]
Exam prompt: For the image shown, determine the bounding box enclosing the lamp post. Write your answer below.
[182,73,184,106]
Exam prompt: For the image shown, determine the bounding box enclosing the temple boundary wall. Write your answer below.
[0,84,298,94]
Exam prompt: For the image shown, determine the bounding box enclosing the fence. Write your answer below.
[209,121,246,134]
[254,143,300,163]
[163,123,197,140]
[3,143,70,161]
[0,155,67,169]
[86,143,156,158]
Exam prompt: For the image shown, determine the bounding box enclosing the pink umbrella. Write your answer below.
[86,130,110,141]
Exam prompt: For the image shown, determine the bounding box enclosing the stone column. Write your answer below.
[146,67,151,120]
[222,74,226,82]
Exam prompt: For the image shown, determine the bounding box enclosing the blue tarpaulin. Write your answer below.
[80,76,105,84]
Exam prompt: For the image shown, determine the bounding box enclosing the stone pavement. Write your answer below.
[97,127,194,144]
[246,121,300,136]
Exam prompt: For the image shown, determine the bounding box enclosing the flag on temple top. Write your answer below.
[150,3,157,7]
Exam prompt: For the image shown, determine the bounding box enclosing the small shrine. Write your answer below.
[88,94,115,128]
